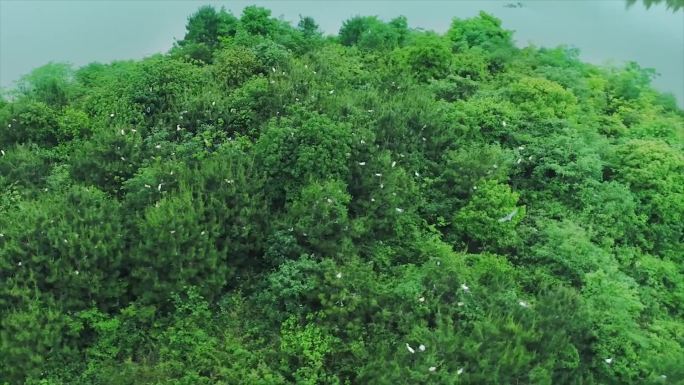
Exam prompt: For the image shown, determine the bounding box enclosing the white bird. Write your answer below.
[120,129,125,135]
[360,139,366,144]
[7,123,11,128]
[528,155,533,160]
[170,230,175,234]
[120,156,126,161]
[329,90,334,94]
[271,67,276,73]
[371,198,375,202]
[517,158,522,164]
[473,186,477,190]
[406,343,415,354]
[419,297,425,302]
[110,113,115,117]
[157,183,162,191]
[176,124,182,131]
[380,183,384,189]
[74,270,79,275]
[212,101,216,106]
[327,198,333,203]
[367,109,374,113]
[336,272,342,279]
[200,231,206,235]
[419,344,426,351]
[226,179,234,184]
[428,366,437,372]
[498,208,519,223]
[396,208,404,213]
[375,173,382,177]
[457,301,464,306]
[518,300,529,308]
[461,283,469,292]
[518,145,525,150]
[502,121,507,127]
[155,144,161,149]
[391,161,396,168]
[457,368,464,375]
[18,261,22,266]
[131,129,137,133]
[1,149,4,156]
[422,137,427,142]
[605,358,613,364]
[358,162,366,166]
[415,171,420,177]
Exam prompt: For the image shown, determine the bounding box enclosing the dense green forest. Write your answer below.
[1,5,683,385]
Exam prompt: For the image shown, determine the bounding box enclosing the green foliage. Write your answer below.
[1,5,683,385]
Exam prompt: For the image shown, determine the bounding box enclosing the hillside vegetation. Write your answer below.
[1,6,683,385]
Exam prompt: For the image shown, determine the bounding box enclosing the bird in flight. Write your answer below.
[498,208,519,222]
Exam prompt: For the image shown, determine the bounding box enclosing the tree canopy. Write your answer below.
[1,6,683,385]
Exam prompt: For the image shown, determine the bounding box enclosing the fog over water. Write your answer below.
[1,0,682,106]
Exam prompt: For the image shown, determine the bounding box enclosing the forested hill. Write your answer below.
[1,5,683,385]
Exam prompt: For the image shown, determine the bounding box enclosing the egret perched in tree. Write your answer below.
[358,162,366,166]
[418,297,425,302]
[336,272,342,279]
[461,283,469,292]
[457,368,464,375]
[396,208,404,213]
[406,343,415,354]
[518,300,529,308]
[157,183,163,191]
[605,358,613,364]
[419,344,426,351]
[498,208,519,222]
[392,161,396,168]
[428,366,437,372]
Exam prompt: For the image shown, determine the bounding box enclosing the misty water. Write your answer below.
[1,0,682,106]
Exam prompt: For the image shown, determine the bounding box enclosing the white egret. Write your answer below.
[406,343,415,354]
[605,358,613,364]
[392,161,396,168]
[517,158,522,164]
[375,173,382,177]
[518,300,529,308]
[428,367,437,372]
[336,272,342,279]
[461,283,469,292]
[157,183,162,191]
[419,297,425,302]
[457,301,464,306]
[502,121,507,127]
[396,208,404,213]
[329,90,334,94]
[498,208,519,222]
[419,344,426,351]
[1,150,4,156]
[457,368,464,375]
[358,162,366,166]
[110,113,115,117]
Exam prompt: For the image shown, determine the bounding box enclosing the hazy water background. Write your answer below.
[1,0,682,107]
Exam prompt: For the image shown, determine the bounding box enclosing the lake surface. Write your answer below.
[1,0,682,107]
